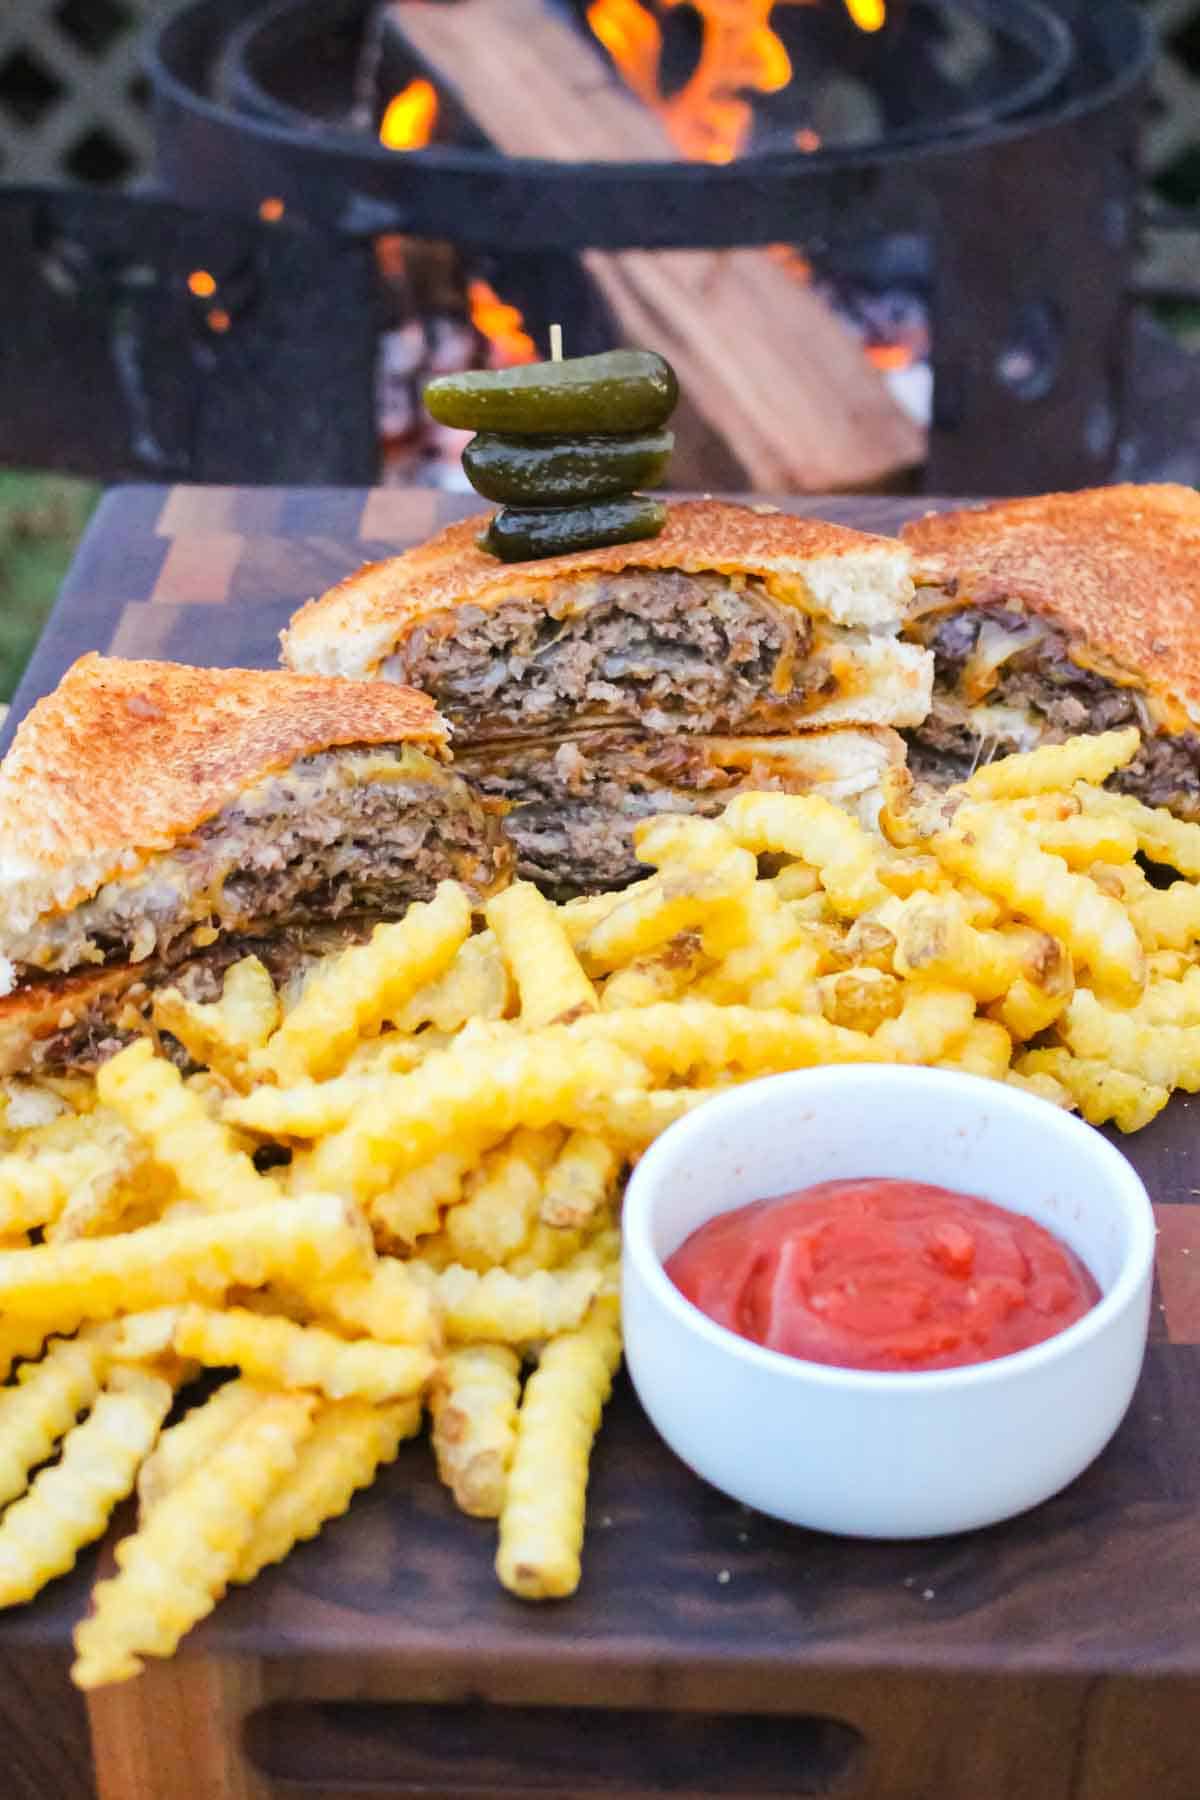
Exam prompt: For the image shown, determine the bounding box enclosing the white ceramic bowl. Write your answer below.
[622,1066,1155,1539]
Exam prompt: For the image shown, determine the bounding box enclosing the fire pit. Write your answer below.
[144,0,1152,495]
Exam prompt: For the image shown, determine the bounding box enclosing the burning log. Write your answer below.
[388,0,924,492]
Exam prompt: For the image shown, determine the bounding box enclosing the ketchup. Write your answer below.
[665,1178,1100,1373]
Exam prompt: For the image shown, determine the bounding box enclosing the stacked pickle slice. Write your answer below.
[424,350,678,562]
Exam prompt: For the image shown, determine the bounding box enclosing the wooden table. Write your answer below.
[2,485,1200,1800]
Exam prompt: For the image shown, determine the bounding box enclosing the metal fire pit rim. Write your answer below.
[146,0,1154,251]
[229,0,1078,158]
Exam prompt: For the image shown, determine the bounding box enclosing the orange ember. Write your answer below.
[187,269,217,298]
[588,0,884,162]
[379,79,439,151]
[468,279,537,366]
[865,342,915,371]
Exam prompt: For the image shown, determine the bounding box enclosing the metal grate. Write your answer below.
[0,0,153,185]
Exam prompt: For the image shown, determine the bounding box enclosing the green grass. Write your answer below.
[0,473,99,704]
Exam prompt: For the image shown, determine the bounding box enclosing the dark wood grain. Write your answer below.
[3,485,1200,1800]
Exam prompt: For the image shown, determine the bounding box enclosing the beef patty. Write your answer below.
[902,599,1198,814]
[381,571,832,740]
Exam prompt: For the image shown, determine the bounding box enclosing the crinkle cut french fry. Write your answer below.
[97,1040,268,1213]
[937,1018,1013,1081]
[171,1305,435,1403]
[308,1035,647,1204]
[389,930,511,1035]
[234,1398,420,1585]
[580,833,757,974]
[0,1315,53,1383]
[0,1192,372,1321]
[153,956,279,1089]
[567,1086,723,1148]
[0,1330,110,1508]
[1060,990,1200,1094]
[1135,967,1200,1025]
[1005,1068,1074,1110]
[496,1296,622,1600]
[486,883,598,1026]
[366,1150,473,1255]
[1130,883,1200,953]
[566,1002,890,1080]
[409,1262,603,1344]
[1078,786,1200,879]
[599,932,707,1011]
[259,883,471,1083]
[1014,813,1139,870]
[226,1072,391,1142]
[442,1129,560,1271]
[817,969,902,1035]
[541,1131,619,1229]
[0,1366,173,1608]
[137,1377,272,1514]
[71,1392,316,1689]
[0,1127,134,1237]
[1016,1047,1169,1133]
[721,792,888,917]
[309,1258,440,1347]
[959,728,1140,801]
[431,1345,521,1519]
[933,805,1145,1002]
[556,879,657,947]
[873,985,976,1064]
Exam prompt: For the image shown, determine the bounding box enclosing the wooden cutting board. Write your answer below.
[1,486,1199,1800]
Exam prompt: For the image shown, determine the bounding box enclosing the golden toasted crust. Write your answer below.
[0,964,146,1078]
[903,485,1200,721]
[0,655,448,911]
[281,499,914,677]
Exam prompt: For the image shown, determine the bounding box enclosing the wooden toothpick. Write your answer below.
[549,322,563,362]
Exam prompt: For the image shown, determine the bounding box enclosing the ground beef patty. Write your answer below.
[383,571,827,740]
[459,731,827,895]
[903,602,1200,814]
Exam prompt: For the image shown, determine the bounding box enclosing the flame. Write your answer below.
[379,79,439,151]
[588,0,883,162]
[467,279,537,366]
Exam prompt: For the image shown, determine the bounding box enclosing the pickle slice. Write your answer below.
[463,429,673,506]
[426,351,678,435]
[480,496,668,562]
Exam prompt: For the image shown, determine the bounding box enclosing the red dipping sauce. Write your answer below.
[665,1178,1100,1373]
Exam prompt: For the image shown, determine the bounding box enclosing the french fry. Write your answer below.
[578,854,756,975]
[309,1035,647,1204]
[566,1086,723,1149]
[1005,1068,1073,1109]
[153,956,279,1088]
[366,1149,474,1255]
[72,1393,316,1688]
[937,1018,1013,1081]
[567,1002,890,1080]
[226,1071,391,1141]
[599,933,707,1011]
[1078,786,1200,879]
[388,929,511,1034]
[1137,967,1200,1025]
[932,805,1144,1002]
[137,1377,271,1514]
[171,1305,435,1403]
[496,1295,622,1600]
[97,1040,268,1214]
[541,1131,620,1229]
[410,1262,603,1344]
[0,1366,173,1607]
[0,1331,111,1507]
[894,898,1071,1012]
[873,985,976,1064]
[234,1398,420,1584]
[443,1129,562,1271]
[0,1315,53,1383]
[817,968,902,1035]
[1129,882,1200,953]
[1060,989,1200,1094]
[259,882,472,1083]
[1012,813,1139,870]
[556,878,657,946]
[308,1257,440,1348]
[431,1345,521,1518]
[0,1193,372,1321]
[1015,1046,1169,1133]
[486,883,598,1026]
[959,728,1139,800]
[721,792,888,917]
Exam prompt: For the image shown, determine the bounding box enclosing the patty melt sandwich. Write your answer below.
[281,500,929,888]
[0,655,507,1073]
[901,484,1200,811]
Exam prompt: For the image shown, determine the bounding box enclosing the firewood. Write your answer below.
[389,0,925,490]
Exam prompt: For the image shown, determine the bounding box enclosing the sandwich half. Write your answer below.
[281,499,930,889]
[900,485,1200,810]
[0,654,508,1074]
[281,500,931,737]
